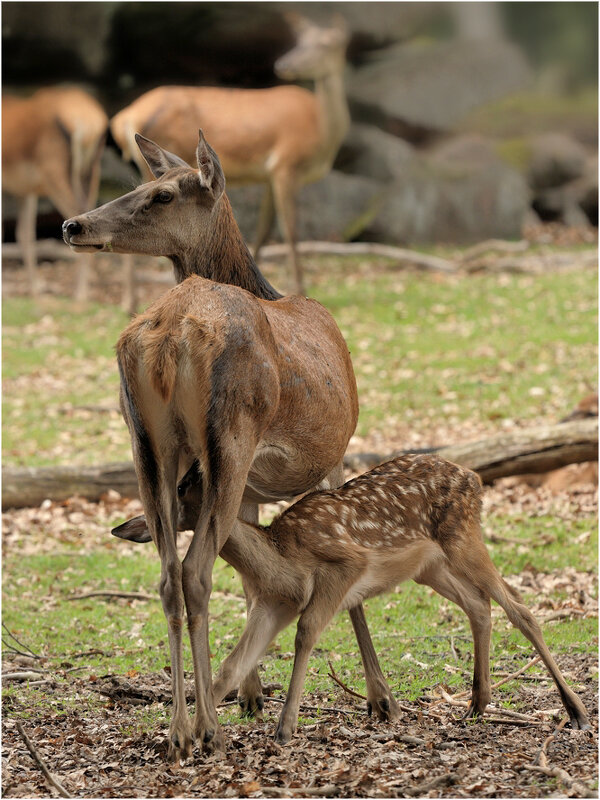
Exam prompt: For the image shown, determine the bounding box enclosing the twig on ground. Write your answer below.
[451,656,541,698]
[534,717,567,767]
[267,696,357,717]
[260,784,338,797]
[72,648,110,659]
[522,764,592,797]
[15,721,73,798]
[327,660,366,700]
[67,590,157,602]
[2,623,40,658]
[3,671,46,681]
[434,686,539,723]
[403,772,458,796]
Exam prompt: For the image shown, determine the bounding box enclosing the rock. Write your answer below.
[348,38,531,135]
[335,123,416,182]
[362,136,529,243]
[528,133,589,191]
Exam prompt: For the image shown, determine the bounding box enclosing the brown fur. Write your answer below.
[211,454,590,743]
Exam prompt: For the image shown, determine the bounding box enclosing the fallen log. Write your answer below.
[2,419,596,510]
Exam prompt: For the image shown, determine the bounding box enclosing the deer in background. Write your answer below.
[63,132,398,760]
[206,453,589,743]
[2,87,108,300]
[109,14,350,296]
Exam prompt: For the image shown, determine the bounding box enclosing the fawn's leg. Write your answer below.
[275,575,355,744]
[349,604,401,721]
[321,463,399,721]
[213,597,296,706]
[417,564,492,718]
[236,502,268,719]
[467,541,590,730]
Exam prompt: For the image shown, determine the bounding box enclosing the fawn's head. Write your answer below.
[62,130,226,258]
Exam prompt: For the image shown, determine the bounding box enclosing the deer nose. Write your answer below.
[63,219,82,239]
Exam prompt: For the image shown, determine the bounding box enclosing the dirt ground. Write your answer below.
[3,245,598,798]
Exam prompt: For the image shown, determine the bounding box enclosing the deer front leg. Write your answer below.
[252,184,276,262]
[16,195,40,296]
[349,604,401,721]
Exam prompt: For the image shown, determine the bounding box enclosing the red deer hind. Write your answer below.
[110,14,350,295]
[63,131,398,760]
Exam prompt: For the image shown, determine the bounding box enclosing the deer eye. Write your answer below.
[154,190,173,204]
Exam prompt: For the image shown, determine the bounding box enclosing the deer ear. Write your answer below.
[135,133,189,178]
[196,129,226,199]
[111,515,152,543]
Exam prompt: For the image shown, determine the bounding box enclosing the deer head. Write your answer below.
[62,130,226,258]
[275,14,349,81]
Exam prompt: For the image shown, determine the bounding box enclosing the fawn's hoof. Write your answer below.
[167,729,194,763]
[274,724,293,745]
[238,693,265,721]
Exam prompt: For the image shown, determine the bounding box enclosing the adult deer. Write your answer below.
[63,132,396,760]
[109,14,350,295]
[2,87,108,300]
[203,453,587,743]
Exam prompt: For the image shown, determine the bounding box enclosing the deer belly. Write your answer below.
[340,543,442,609]
[243,442,331,503]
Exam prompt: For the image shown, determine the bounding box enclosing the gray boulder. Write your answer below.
[335,123,416,182]
[362,135,530,243]
[348,38,531,133]
[528,133,589,191]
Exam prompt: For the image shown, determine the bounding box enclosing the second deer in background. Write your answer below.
[110,14,350,296]
[2,87,108,300]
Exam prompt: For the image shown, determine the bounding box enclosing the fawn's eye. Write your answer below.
[154,190,173,204]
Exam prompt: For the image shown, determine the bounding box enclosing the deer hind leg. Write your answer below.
[271,169,303,296]
[469,541,590,730]
[120,254,137,314]
[416,562,492,718]
[135,450,192,761]
[236,502,267,719]
[182,438,258,753]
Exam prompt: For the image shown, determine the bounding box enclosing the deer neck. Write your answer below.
[220,521,284,587]
[170,195,282,300]
[313,66,350,166]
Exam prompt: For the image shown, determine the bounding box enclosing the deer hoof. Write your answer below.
[367,695,401,722]
[238,693,265,720]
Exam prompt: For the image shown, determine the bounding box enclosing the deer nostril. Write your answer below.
[64,220,83,237]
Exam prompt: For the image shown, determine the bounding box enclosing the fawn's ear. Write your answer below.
[135,133,189,178]
[111,515,152,543]
[196,129,226,199]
